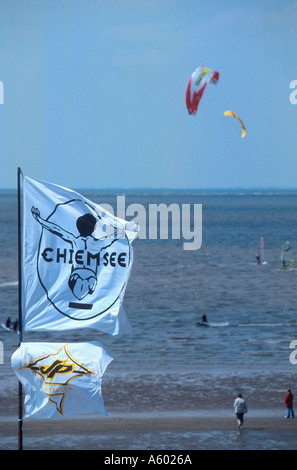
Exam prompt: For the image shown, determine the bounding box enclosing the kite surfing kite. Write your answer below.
[224,110,246,138]
[186,65,219,115]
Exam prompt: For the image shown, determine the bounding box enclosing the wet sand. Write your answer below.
[2,369,297,450]
[1,415,297,450]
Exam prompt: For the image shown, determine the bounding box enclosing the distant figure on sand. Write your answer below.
[233,393,248,429]
[284,389,295,418]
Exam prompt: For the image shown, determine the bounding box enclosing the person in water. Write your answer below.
[201,313,207,323]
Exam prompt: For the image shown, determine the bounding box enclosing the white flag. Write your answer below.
[22,175,138,334]
[11,342,113,419]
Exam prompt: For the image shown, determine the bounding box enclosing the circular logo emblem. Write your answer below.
[35,199,131,320]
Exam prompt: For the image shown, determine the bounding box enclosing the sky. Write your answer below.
[0,0,296,190]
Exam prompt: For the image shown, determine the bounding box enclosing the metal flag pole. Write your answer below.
[17,167,23,451]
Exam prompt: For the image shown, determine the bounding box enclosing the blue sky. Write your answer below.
[0,0,296,190]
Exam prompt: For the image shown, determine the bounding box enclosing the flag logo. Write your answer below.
[22,176,137,333]
[32,199,131,320]
[12,342,113,418]
[19,344,96,416]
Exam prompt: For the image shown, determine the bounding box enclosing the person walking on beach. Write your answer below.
[284,389,295,418]
[233,393,248,429]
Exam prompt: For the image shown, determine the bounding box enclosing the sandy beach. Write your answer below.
[2,366,297,450]
[1,414,297,450]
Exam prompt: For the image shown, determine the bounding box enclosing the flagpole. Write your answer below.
[17,167,23,451]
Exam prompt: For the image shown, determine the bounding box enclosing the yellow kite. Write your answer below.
[224,110,246,138]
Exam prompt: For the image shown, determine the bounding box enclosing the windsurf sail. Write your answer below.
[281,241,294,270]
[257,236,264,264]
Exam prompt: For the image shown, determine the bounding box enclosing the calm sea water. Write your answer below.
[1,189,297,448]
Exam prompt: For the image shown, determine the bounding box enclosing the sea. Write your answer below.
[1,188,297,450]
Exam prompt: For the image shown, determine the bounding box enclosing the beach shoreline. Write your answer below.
[1,414,297,450]
[2,367,297,450]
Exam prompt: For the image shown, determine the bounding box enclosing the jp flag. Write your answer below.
[11,342,113,419]
[22,175,138,334]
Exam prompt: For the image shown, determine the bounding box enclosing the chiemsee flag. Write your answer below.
[22,175,138,334]
[11,342,112,419]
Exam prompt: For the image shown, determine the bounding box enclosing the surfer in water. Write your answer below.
[201,313,207,323]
